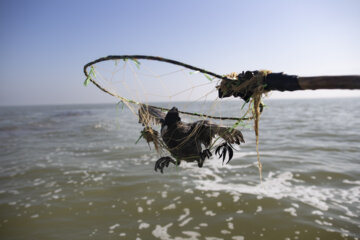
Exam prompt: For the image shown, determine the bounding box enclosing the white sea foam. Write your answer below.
[232,195,240,202]
[291,203,299,208]
[315,219,333,226]
[109,223,120,230]
[255,206,263,213]
[163,203,176,210]
[54,188,62,193]
[173,196,181,201]
[152,223,173,240]
[284,207,297,216]
[137,206,144,213]
[146,199,155,205]
[221,229,231,234]
[190,167,360,214]
[205,210,216,216]
[184,188,194,194]
[139,222,150,229]
[178,208,190,221]
[232,236,245,240]
[179,217,193,227]
[182,231,201,239]
[343,180,360,185]
[312,210,323,215]
[206,192,220,198]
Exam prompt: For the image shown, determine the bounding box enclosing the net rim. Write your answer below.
[83,55,253,121]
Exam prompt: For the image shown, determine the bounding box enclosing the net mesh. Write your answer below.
[83,56,264,180]
[86,58,252,123]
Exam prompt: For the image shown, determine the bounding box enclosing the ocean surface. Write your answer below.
[0,98,359,240]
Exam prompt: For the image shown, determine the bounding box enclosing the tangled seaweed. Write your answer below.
[218,70,270,181]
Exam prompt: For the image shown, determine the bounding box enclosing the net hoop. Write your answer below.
[83,55,254,121]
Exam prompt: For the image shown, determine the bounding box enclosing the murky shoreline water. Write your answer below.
[0,98,359,239]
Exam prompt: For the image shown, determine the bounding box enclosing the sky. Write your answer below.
[0,0,359,106]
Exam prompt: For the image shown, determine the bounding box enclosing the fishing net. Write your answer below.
[83,55,268,179]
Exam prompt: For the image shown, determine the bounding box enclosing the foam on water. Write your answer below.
[178,208,190,221]
[152,223,202,240]
[179,217,193,227]
[163,203,176,210]
[139,222,150,229]
[180,154,360,219]
[284,207,297,216]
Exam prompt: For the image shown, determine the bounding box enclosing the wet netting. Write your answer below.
[83,55,268,180]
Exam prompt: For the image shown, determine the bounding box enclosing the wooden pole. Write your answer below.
[298,75,360,90]
[264,73,360,93]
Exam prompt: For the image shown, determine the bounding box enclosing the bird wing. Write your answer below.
[192,120,245,147]
[138,104,166,126]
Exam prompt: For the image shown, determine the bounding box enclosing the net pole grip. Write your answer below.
[298,75,360,90]
[264,74,360,91]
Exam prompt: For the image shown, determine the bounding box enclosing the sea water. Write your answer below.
[0,98,359,239]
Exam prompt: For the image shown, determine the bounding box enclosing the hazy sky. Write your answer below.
[0,0,359,106]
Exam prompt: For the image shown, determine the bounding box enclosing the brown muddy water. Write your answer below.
[0,98,359,239]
